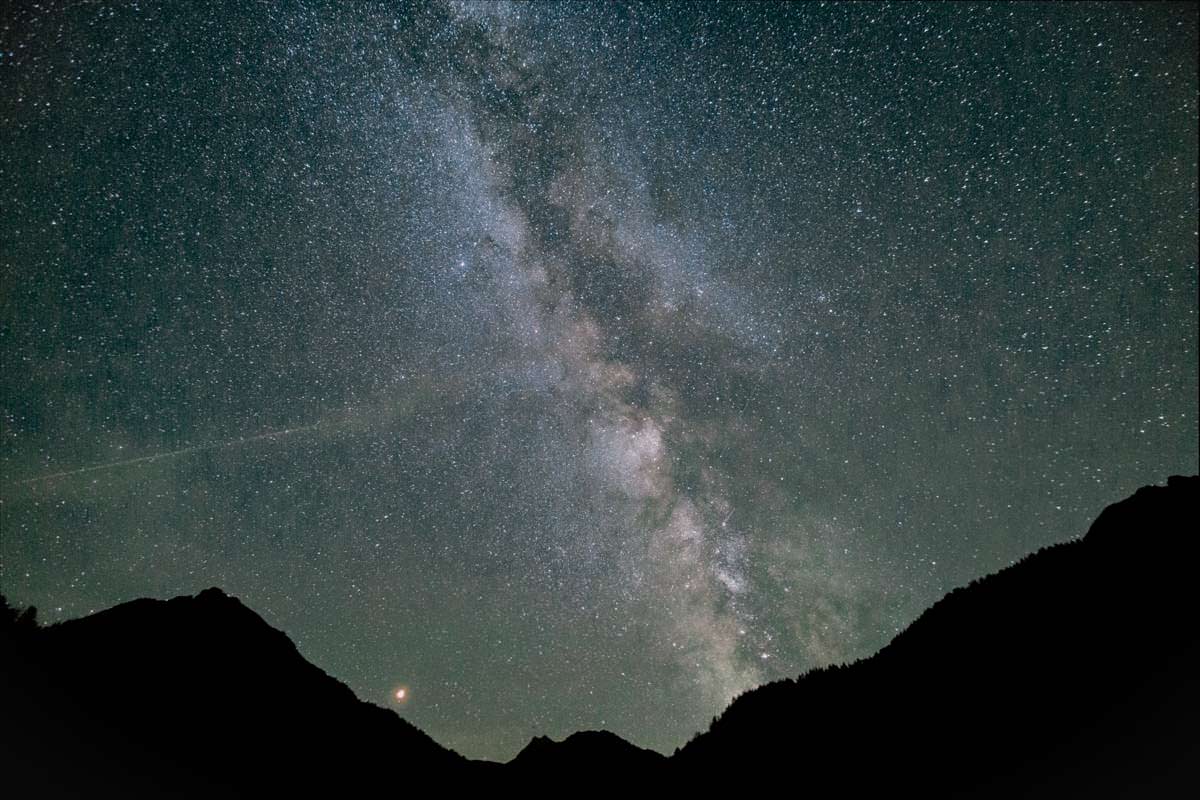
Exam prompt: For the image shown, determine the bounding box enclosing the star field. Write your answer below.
[1,2,1196,761]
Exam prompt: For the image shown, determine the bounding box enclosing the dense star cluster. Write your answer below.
[2,2,1196,761]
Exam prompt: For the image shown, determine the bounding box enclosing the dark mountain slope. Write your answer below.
[673,474,1199,796]
[1,587,496,796]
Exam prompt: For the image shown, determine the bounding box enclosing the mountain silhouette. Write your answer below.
[1,586,497,796]
[510,730,666,777]
[2,475,1196,796]
[673,474,1198,796]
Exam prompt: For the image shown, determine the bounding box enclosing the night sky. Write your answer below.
[2,2,1196,761]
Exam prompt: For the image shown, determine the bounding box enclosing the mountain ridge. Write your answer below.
[673,474,1198,795]
[3,475,1196,795]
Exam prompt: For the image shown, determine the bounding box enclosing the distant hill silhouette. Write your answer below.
[510,730,666,777]
[2,475,1196,796]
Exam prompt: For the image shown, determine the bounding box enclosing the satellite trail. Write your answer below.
[11,421,328,486]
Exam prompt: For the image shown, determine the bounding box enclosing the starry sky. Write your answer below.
[1,1,1196,761]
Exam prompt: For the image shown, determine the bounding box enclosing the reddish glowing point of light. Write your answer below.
[393,687,409,703]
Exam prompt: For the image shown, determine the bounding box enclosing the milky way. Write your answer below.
[2,2,1196,760]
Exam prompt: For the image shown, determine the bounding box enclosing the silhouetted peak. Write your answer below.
[46,586,276,656]
[516,735,554,757]
[6,582,472,797]
[1166,474,1193,491]
[560,729,658,751]
[1078,474,1196,555]
[512,729,665,771]
[185,587,264,627]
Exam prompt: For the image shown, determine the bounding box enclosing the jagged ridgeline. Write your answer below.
[2,476,1196,796]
